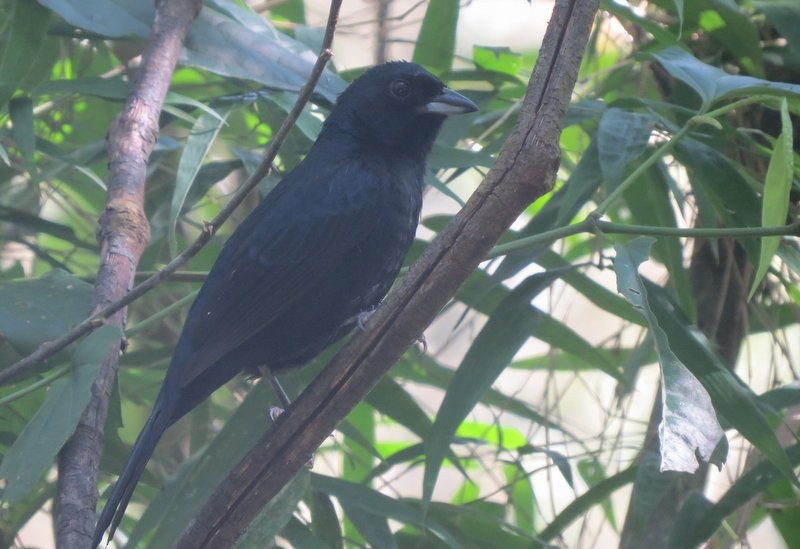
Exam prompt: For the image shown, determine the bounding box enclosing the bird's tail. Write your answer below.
[92,404,170,548]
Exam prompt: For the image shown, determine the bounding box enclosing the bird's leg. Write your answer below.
[258,366,291,421]
[258,365,315,468]
[356,308,377,331]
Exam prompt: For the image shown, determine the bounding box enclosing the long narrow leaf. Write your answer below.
[423,270,567,508]
[749,98,794,298]
[168,108,229,257]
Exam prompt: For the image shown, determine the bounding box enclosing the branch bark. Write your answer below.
[177,1,599,546]
[55,1,202,547]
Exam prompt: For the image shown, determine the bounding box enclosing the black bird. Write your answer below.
[93,61,477,546]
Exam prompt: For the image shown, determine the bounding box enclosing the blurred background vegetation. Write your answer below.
[1,0,799,547]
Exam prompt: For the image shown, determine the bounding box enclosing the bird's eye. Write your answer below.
[390,79,411,99]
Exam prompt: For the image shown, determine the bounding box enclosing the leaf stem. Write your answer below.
[488,220,800,259]
[0,364,71,406]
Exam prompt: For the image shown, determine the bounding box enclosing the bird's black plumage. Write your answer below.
[93,61,477,547]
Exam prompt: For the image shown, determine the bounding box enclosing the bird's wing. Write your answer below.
[175,158,384,385]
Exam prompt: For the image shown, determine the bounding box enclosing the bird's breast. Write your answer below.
[347,158,424,309]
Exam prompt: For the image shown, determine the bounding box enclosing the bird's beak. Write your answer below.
[421,87,478,115]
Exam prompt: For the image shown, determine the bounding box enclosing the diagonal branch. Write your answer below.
[176,1,600,547]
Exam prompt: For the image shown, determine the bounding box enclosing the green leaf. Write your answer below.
[425,172,466,207]
[339,501,397,549]
[518,444,573,487]
[427,501,534,548]
[423,270,566,508]
[453,267,623,378]
[533,311,623,380]
[576,458,617,530]
[537,250,642,325]
[281,517,329,547]
[413,0,459,73]
[673,137,760,261]
[0,0,52,105]
[0,206,92,249]
[503,463,535,533]
[180,160,244,218]
[169,108,230,256]
[9,97,36,173]
[185,2,346,103]
[40,0,346,101]
[765,478,800,546]
[234,471,309,548]
[622,451,676,541]
[696,2,764,76]
[645,281,796,482]
[597,108,654,190]
[556,139,605,226]
[270,0,305,24]
[34,76,129,99]
[622,160,694,317]
[165,91,229,123]
[757,2,800,53]
[651,46,800,107]
[473,46,522,76]
[396,353,571,437]
[537,464,638,544]
[669,442,800,548]
[258,90,322,141]
[749,98,794,299]
[0,325,120,504]
[451,478,480,505]
[672,0,684,34]
[614,238,725,473]
[38,0,151,38]
[0,270,93,360]
[312,474,458,548]
[342,402,375,487]
[365,377,432,439]
[308,490,343,549]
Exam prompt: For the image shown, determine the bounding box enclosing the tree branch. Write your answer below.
[55,1,203,547]
[176,1,600,547]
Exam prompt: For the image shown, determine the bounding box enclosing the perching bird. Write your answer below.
[92,61,477,546]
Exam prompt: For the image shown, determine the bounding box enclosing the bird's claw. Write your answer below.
[415,333,428,354]
[269,406,284,422]
[356,308,377,331]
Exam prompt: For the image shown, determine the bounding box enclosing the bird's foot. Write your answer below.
[269,406,284,422]
[415,333,428,354]
[356,308,377,331]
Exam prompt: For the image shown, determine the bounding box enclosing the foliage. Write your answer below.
[1,0,799,547]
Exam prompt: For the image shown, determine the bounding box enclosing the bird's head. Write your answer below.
[323,61,478,159]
